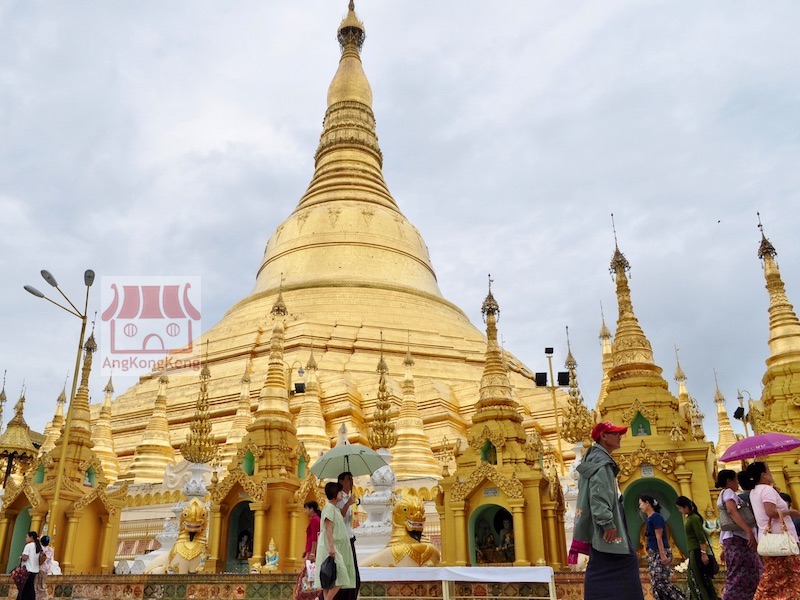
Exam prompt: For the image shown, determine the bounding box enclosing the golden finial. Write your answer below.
[272,275,288,317]
[713,368,724,403]
[0,370,6,407]
[181,343,217,464]
[599,301,611,340]
[103,374,114,395]
[338,0,366,52]
[306,343,318,372]
[757,212,777,260]
[609,213,631,279]
[403,332,414,368]
[481,274,500,322]
[368,332,397,450]
[674,344,686,382]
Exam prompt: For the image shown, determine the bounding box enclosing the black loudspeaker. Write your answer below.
[557,372,570,386]
[733,407,745,420]
[294,382,306,394]
[535,372,548,387]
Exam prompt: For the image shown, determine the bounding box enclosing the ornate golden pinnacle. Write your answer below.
[368,350,397,450]
[181,363,217,464]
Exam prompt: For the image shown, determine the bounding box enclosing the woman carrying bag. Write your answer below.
[313,482,355,600]
[677,497,719,600]
[716,469,761,600]
[19,531,41,600]
[742,462,800,600]
[295,501,322,600]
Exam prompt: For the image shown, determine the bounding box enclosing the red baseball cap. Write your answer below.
[591,421,628,441]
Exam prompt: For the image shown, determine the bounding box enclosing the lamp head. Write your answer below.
[24,285,45,298]
[41,270,58,287]
[84,269,95,287]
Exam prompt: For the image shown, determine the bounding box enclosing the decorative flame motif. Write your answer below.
[181,355,217,464]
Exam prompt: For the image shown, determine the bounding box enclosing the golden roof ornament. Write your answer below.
[0,387,37,459]
[40,383,68,455]
[598,302,611,340]
[757,212,777,260]
[713,369,737,460]
[609,214,631,280]
[181,347,217,464]
[481,274,500,322]
[561,327,593,445]
[338,0,366,53]
[368,333,397,449]
[0,370,6,435]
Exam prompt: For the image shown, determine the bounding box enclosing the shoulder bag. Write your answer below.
[719,491,757,532]
[10,561,28,593]
[757,513,800,557]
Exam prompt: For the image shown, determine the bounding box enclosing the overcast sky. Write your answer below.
[1,1,799,443]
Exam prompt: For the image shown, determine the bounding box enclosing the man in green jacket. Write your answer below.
[574,421,644,600]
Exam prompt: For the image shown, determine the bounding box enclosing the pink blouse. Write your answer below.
[750,484,798,542]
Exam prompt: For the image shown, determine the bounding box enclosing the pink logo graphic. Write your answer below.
[99,276,201,374]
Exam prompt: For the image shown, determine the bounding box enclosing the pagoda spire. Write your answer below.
[368,334,397,450]
[222,361,255,466]
[181,351,217,464]
[253,292,292,424]
[295,347,331,461]
[125,369,176,483]
[473,277,521,423]
[92,375,120,483]
[40,383,67,456]
[597,303,614,409]
[63,333,97,445]
[713,370,737,461]
[562,327,594,445]
[607,218,667,387]
[674,345,690,407]
[758,216,800,376]
[390,337,439,479]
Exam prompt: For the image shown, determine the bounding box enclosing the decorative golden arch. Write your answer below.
[450,462,524,502]
[616,440,678,482]
[210,468,265,507]
[1,477,43,511]
[621,399,657,424]
[293,472,325,506]
[468,426,506,453]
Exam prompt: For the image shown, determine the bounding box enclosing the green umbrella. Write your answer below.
[309,443,388,479]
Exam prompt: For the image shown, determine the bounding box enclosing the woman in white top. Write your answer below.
[742,462,800,600]
[715,469,761,600]
[19,530,41,600]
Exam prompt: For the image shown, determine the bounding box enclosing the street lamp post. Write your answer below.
[24,269,94,552]
[545,347,566,475]
[735,389,753,438]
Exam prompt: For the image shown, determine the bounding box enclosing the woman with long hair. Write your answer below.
[35,534,54,600]
[715,469,761,600]
[676,496,719,600]
[295,501,322,600]
[741,462,800,600]
[313,482,356,600]
[639,495,685,600]
[19,531,41,600]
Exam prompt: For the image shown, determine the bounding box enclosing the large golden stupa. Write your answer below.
[108,2,563,483]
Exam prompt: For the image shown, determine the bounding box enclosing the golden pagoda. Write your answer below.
[713,370,738,463]
[39,385,66,456]
[123,370,176,483]
[597,306,614,408]
[220,362,255,467]
[91,376,120,484]
[0,335,126,573]
[293,349,331,463]
[599,236,716,557]
[748,221,800,497]
[390,342,439,479]
[438,283,566,568]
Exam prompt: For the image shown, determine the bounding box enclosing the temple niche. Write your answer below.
[438,285,567,569]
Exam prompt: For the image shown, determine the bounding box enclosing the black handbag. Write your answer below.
[319,555,337,589]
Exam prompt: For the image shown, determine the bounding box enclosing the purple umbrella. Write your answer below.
[720,432,800,463]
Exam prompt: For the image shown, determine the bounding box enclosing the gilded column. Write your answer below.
[543,506,561,569]
[252,507,267,562]
[61,514,80,573]
[98,515,113,573]
[452,501,468,566]
[206,505,224,573]
[509,500,528,566]
[287,502,300,568]
[525,489,546,564]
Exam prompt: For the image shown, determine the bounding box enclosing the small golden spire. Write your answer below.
[609,213,631,280]
[598,302,611,340]
[674,344,686,383]
[712,369,737,460]
[0,387,37,476]
[40,383,68,455]
[181,345,217,464]
[295,346,330,459]
[0,370,7,436]
[368,332,397,449]
[562,327,593,445]
[92,372,120,483]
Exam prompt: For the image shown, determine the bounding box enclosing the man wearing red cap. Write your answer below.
[573,422,644,600]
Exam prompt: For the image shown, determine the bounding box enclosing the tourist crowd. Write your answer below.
[574,420,800,600]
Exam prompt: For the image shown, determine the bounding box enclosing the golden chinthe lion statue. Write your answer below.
[361,489,440,567]
[146,497,209,574]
